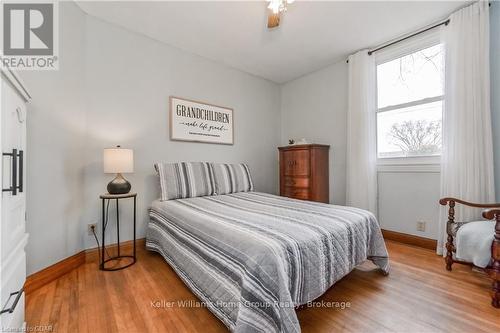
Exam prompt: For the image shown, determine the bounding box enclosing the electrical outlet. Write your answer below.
[87,223,97,236]
[416,221,426,232]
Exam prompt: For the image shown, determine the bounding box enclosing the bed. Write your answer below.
[146,190,389,333]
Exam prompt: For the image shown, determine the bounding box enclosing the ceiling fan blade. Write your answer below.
[267,12,280,28]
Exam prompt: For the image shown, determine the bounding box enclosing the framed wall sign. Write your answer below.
[169,96,234,145]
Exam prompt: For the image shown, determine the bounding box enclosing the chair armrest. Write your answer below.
[439,197,500,209]
[482,209,500,220]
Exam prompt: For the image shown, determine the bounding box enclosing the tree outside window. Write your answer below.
[376,43,444,159]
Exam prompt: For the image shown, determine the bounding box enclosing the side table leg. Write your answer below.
[101,199,105,269]
[133,195,136,260]
[116,198,120,257]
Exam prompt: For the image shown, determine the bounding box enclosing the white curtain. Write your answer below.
[346,50,378,215]
[437,1,495,255]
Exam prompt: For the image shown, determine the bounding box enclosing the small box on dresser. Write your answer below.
[278,144,330,203]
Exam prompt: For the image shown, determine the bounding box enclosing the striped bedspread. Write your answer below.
[146,192,389,332]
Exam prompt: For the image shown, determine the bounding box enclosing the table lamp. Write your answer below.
[103,145,134,194]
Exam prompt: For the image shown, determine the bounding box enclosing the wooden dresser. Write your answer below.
[278,144,330,203]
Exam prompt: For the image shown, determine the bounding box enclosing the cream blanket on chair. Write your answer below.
[455,220,495,268]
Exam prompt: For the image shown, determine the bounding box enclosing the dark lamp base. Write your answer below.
[107,173,131,194]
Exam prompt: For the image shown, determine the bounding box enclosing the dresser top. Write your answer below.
[278,144,330,150]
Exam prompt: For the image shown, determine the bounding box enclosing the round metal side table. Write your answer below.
[99,192,137,271]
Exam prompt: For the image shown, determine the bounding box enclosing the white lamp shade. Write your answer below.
[103,147,134,174]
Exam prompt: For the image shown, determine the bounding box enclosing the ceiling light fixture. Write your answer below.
[267,0,294,29]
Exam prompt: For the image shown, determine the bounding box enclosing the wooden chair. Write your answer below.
[439,197,500,308]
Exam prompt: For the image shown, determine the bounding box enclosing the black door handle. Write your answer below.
[2,149,23,195]
[3,149,17,195]
[18,150,23,193]
[0,288,24,315]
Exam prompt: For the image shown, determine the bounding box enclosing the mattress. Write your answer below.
[146,192,389,333]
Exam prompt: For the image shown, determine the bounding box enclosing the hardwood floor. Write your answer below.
[26,241,499,332]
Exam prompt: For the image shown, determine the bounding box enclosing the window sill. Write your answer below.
[377,163,440,173]
[378,155,440,164]
[377,156,440,173]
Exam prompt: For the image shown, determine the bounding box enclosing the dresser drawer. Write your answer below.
[282,150,310,176]
[279,144,329,203]
[282,187,310,200]
[283,176,310,188]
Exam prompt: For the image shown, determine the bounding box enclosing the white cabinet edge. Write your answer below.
[0,68,31,102]
[1,233,29,273]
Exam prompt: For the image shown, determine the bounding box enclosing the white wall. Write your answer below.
[20,2,87,274]
[20,3,281,274]
[81,16,281,249]
[280,62,348,205]
[378,171,440,239]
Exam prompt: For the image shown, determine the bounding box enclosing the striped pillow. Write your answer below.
[211,163,254,195]
[154,162,215,201]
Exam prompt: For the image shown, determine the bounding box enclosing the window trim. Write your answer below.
[377,155,440,166]
[377,95,443,114]
[375,29,442,66]
[377,162,440,174]
[375,29,444,165]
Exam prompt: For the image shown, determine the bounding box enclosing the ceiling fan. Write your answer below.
[267,0,295,29]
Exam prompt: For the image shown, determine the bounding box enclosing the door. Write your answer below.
[0,79,28,331]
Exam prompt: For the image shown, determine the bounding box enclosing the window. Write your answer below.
[376,43,444,160]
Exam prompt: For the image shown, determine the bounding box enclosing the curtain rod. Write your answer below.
[367,18,450,56]
[346,2,492,64]
[346,18,449,64]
